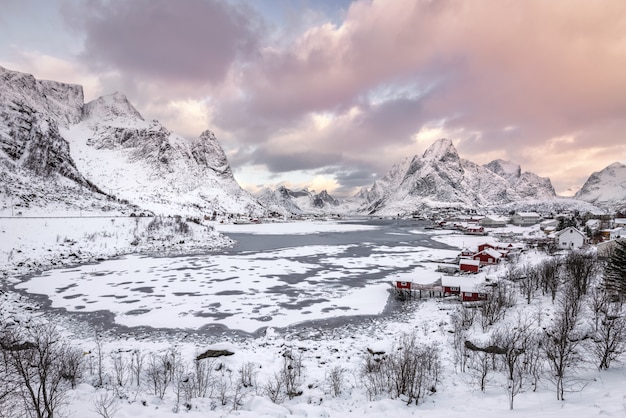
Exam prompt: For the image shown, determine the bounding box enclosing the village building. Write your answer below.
[473,248,502,265]
[555,226,586,249]
[441,275,488,301]
[539,219,559,231]
[459,258,481,273]
[464,225,486,235]
[511,212,542,226]
[585,219,602,232]
[614,218,626,228]
[477,242,512,257]
[479,215,509,228]
[605,227,626,240]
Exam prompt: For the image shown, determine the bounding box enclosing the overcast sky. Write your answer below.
[2,0,625,197]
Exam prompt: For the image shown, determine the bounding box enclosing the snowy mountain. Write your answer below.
[484,159,556,199]
[0,66,136,215]
[358,139,557,215]
[574,162,626,209]
[64,92,265,216]
[257,186,344,216]
[0,67,265,217]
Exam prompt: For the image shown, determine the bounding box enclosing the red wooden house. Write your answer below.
[459,259,481,273]
[473,248,502,265]
[395,280,412,290]
[443,285,460,296]
[460,290,489,302]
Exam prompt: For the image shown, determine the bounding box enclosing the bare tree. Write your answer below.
[129,349,144,387]
[280,349,305,400]
[543,283,584,400]
[562,250,598,300]
[492,315,537,409]
[110,352,129,388]
[590,300,626,370]
[0,322,70,418]
[537,258,561,301]
[449,305,474,372]
[361,332,440,406]
[466,347,494,392]
[238,362,259,389]
[263,373,286,404]
[91,390,120,418]
[479,281,516,331]
[324,366,347,397]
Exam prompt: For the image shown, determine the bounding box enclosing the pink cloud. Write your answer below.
[215,0,626,191]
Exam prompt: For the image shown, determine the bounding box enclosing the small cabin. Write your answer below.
[473,248,502,265]
[460,290,489,302]
[465,225,486,235]
[443,285,461,296]
[395,280,412,290]
[459,259,480,273]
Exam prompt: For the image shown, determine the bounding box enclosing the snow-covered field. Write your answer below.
[2,218,626,417]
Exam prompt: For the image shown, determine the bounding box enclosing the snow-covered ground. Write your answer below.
[2,218,626,417]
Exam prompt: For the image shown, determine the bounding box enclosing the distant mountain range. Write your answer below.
[1,67,624,217]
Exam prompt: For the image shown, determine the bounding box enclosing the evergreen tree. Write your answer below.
[604,239,626,301]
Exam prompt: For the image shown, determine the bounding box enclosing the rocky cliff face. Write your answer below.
[0,67,264,216]
[575,162,626,209]
[66,92,265,216]
[0,67,122,214]
[484,159,556,199]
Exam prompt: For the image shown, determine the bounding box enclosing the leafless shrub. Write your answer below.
[361,332,440,405]
[145,351,175,399]
[562,250,598,300]
[238,362,259,389]
[324,366,347,397]
[111,352,129,387]
[59,345,84,389]
[263,373,286,404]
[449,305,475,372]
[537,258,561,302]
[466,347,495,392]
[590,299,626,370]
[192,358,217,398]
[543,282,585,400]
[281,349,305,400]
[92,389,120,418]
[479,281,516,330]
[130,349,144,387]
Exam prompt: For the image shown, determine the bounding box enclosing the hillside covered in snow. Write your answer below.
[0,67,265,217]
[357,139,560,215]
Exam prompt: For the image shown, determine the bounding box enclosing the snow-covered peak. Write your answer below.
[83,92,144,124]
[485,159,521,180]
[575,162,626,207]
[422,138,459,163]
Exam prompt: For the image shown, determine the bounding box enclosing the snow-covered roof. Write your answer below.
[555,226,585,237]
[476,248,502,258]
[441,275,485,291]
[459,259,481,266]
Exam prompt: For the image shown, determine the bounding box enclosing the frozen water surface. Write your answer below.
[16,218,458,333]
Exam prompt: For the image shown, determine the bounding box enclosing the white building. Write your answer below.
[511,212,542,226]
[479,215,509,228]
[555,227,586,249]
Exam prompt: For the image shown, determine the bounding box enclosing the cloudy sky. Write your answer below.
[2,0,625,197]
